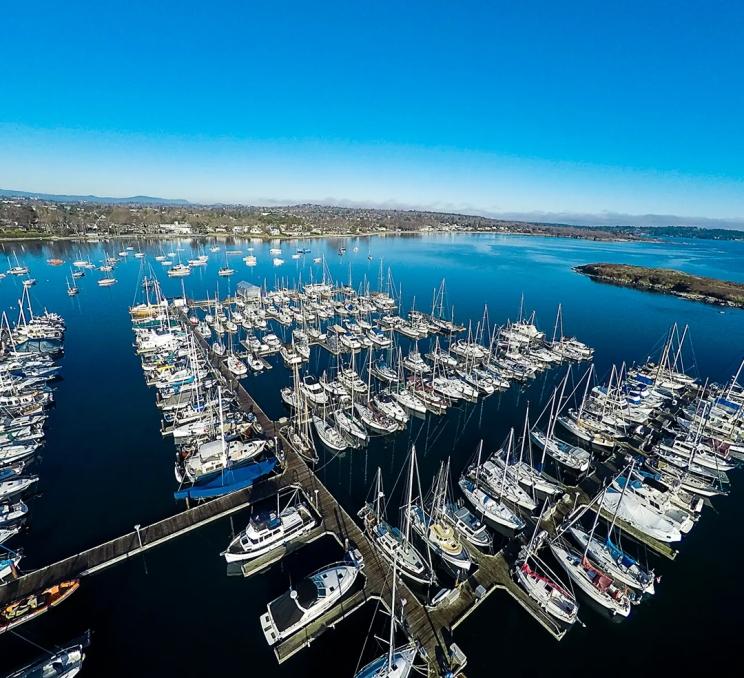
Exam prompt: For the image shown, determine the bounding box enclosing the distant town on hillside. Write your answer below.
[1,190,742,241]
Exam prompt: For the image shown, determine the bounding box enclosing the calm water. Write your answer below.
[1,233,743,676]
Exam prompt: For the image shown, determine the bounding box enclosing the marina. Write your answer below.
[0,234,743,676]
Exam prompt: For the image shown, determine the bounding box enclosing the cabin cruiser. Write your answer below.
[223,500,318,562]
[600,488,682,542]
[301,376,329,405]
[260,559,361,645]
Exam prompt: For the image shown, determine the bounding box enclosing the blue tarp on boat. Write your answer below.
[173,457,276,500]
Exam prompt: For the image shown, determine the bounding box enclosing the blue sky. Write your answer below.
[1,1,743,223]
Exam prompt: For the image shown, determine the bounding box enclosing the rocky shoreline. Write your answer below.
[574,263,744,309]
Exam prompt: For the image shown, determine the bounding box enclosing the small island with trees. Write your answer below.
[574,263,744,309]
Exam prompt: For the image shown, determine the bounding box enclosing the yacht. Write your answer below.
[301,376,329,405]
[222,500,318,562]
[260,560,360,645]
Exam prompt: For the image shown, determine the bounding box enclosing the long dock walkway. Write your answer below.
[0,478,286,605]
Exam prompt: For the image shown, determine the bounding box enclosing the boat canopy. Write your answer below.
[174,458,276,500]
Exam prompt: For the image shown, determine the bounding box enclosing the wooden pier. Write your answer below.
[0,475,287,605]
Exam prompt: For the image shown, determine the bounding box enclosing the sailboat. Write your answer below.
[535,379,593,473]
[550,499,632,617]
[406,450,471,572]
[358,468,435,585]
[501,406,563,498]
[313,406,348,451]
[354,556,417,678]
[285,365,319,463]
[477,430,538,512]
[459,441,525,536]
[355,360,399,434]
[514,501,578,625]
[5,630,91,678]
[216,247,235,277]
[65,278,80,297]
[173,387,276,500]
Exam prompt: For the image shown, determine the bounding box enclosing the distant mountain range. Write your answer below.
[0,188,190,206]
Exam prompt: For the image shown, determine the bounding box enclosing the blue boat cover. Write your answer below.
[716,397,741,413]
[173,457,276,500]
[605,536,638,568]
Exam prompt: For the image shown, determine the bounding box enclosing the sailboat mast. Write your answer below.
[584,489,603,560]
[608,460,635,536]
[499,430,513,499]
[577,364,593,422]
[387,552,397,672]
[218,386,227,466]
[403,447,415,545]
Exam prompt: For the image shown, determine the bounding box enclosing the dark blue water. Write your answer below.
[1,234,743,676]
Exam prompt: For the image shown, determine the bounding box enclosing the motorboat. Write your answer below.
[223,499,318,562]
[260,560,360,644]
